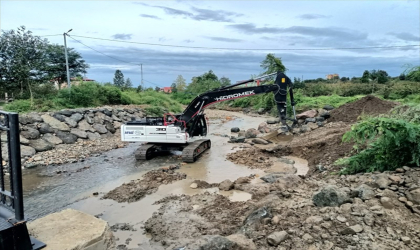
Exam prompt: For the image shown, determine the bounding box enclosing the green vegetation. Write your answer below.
[337,114,420,174]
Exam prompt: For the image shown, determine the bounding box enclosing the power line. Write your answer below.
[66,35,141,66]
[70,34,420,51]
[143,79,162,87]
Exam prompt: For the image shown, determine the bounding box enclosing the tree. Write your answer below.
[45,44,89,87]
[341,77,348,82]
[0,26,50,100]
[123,78,133,90]
[361,70,370,83]
[155,86,161,92]
[404,65,420,82]
[173,75,187,92]
[260,53,287,77]
[399,73,406,80]
[370,70,388,84]
[113,70,125,88]
[171,82,178,93]
[220,76,231,87]
[187,70,221,94]
[136,85,143,93]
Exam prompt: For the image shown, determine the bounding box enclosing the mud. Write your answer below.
[329,95,398,123]
[103,169,187,203]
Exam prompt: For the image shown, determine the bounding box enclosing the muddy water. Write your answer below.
[22,111,308,249]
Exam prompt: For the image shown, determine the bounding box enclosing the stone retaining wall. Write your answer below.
[1,106,144,167]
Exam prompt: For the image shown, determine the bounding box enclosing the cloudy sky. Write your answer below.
[1,0,419,88]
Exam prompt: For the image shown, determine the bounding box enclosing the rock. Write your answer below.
[336,215,347,223]
[93,124,108,134]
[370,205,383,211]
[38,123,54,134]
[245,128,259,138]
[21,145,36,157]
[323,105,334,110]
[226,234,256,250]
[267,231,288,246]
[405,187,420,205]
[401,236,411,244]
[87,132,101,140]
[103,109,112,117]
[70,113,84,123]
[70,128,88,139]
[199,236,237,250]
[42,133,63,145]
[296,109,317,119]
[219,180,234,191]
[252,138,269,145]
[29,139,54,152]
[235,177,250,184]
[231,127,240,133]
[399,197,408,203]
[317,109,329,117]
[55,131,78,144]
[341,225,363,235]
[403,166,411,171]
[104,121,116,134]
[380,197,394,209]
[21,127,40,139]
[372,174,392,189]
[57,110,74,116]
[267,118,280,124]
[389,175,402,184]
[316,117,325,122]
[77,120,95,132]
[190,183,198,189]
[307,122,318,130]
[271,216,279,225]
[306,216,323,224]
[52,113,66,122]
[305,118,316,123]
[64,117,78,128]
[302,233,314,244]
[320,111,331,119]
[351,184,375,200]
[257,108,265,114]
[257,122,268,133]
[313,185,351,207]
[300,125,310,133]
[84,114,94,124]
[229,137,245,143]
[113,121,122,129]
[395,168,405,173]
[41,114,70,132]
[20,136,30,145]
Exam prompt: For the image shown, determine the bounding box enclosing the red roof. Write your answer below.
[161,87,172,93]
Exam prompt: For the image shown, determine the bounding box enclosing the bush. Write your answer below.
[4,100,32,112]
[337,117,420,174]
[100,86,122,104]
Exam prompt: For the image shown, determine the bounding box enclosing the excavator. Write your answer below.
[121,72,297,162]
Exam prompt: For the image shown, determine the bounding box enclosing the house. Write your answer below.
[53,77,96,89]
[160,87,172,93]
[326,74,339,80]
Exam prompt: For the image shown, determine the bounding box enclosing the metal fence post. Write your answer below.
[9,113,24,221]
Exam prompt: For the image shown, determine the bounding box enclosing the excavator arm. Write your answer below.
[178,72,297,135]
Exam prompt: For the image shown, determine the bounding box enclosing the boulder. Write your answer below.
[226,234,256,250]
[55,131,78,144]
[77,120,95,132]
[300,125,310,133]
[323,105,334,110]
[351,184,375,201]
[252,138,269,145]
[316,117,325,122]
[93,124,108,134]
[372,174,392,189]
[21,145,36,157]
[296,109,317,119]
[199,236,237,250]
[29,139,54,152]
[307,122,318,130]
[267,231,288,246]
[245,128,259,138]
[19,113,43,124]
[313,185,351,207]
[231,127,240,133]
[405,187,420,205]
[70,113,84,123]
[20,136,30,145]
[103,109,112,117]
[111,115,121,122]
[267,118,280,124]
[70,128,88,139]
[52,113,66,122]
[64,117,78,128]
[41,114,70,131]
[87,132,101,140]
[84,114,94,124]
[305,118,316,123]
[340,225,363,235]
[38,123,54,134]
[21,127,40,139]
[320,111,331,119]
[42,133,63,145]
[57,110,74,116]
[113,121,122,129]
[104,121,116,134]
[219,180,234,191]
[257,108,265,114]
[257,122,268,133]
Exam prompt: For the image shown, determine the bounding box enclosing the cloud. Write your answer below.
[111,33,133,40]
[205,36,243,42]
[388,32,420,42]
[297,14,331,20]
[227,24,367,41]
[152,6,242,22]
[139,14,161,20]
[184,39,194,43]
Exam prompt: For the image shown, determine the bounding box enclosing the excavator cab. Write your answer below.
[187,114,208,137]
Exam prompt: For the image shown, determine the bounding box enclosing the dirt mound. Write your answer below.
[227,148,273,169]
[103,170,186,203]
[329,95,397,123]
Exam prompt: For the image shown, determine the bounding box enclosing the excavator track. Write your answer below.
[182,139,211,163]
[135,143,157,160]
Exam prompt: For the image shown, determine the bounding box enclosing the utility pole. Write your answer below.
[141,64,144,91]
[63,29,73,88]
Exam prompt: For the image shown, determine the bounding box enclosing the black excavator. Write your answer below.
[121,71,297,162]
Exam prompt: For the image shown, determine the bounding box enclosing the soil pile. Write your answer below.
[103,169,186,203]
[329,95,397,123]
[144,168,420,250]
[227,148,273,169]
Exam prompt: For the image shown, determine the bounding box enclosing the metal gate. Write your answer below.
[0,111,45,249]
